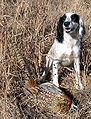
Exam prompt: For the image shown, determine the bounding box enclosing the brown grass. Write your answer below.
[0,0,91,119]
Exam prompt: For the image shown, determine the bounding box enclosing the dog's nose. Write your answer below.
[64,22,70,27]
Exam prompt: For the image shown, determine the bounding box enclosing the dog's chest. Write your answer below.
[61,46,74,66]
[54,40,76,66]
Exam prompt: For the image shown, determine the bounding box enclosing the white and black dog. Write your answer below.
[42,12,86,89]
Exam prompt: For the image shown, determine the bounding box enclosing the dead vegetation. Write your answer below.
[0,0,91,119]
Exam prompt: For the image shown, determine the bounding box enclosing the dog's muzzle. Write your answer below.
[64,21,74,33]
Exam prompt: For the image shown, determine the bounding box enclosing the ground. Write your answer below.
[0,0,91,119]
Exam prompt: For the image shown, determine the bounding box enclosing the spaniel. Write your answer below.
[42,12,86,89]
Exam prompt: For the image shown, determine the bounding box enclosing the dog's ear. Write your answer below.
[57,14,66,43]
[79,17,86,40]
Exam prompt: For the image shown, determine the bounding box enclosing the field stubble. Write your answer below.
[0,0,91,119]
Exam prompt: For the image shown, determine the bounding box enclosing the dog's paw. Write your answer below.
[79,83,85,90]
[53,81,59,87]
[76,83,85,90]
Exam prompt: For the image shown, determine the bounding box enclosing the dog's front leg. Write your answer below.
[74,57,84,89]
[41,56,52,80]
[53,60,59,87]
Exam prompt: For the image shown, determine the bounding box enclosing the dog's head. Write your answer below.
[57,12,86,42]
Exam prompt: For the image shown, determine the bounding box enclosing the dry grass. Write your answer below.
[0,0,91,119]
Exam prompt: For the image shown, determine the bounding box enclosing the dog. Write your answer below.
[42,12,86,89]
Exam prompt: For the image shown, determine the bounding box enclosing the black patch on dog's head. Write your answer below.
[71,14,79,23]
[56,14,66,43]
[71,13,86,39]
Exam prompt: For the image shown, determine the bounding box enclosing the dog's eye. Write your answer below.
[71,15,76,21]
[71,14,79,23]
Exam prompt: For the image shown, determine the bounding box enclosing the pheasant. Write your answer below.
[9,37,77,114]
[24,82,77,114]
